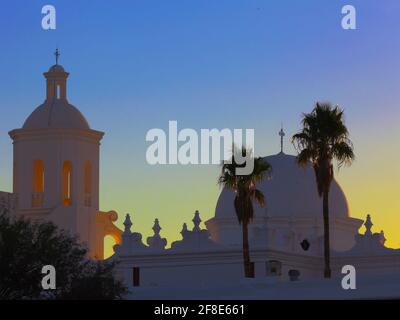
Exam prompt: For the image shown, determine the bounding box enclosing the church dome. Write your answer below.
[48,64,65,73]
[215,152,349,219]
[23,99,90,130]
[22,60,90,130]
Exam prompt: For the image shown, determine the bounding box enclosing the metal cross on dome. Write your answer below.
[279,125,285,153]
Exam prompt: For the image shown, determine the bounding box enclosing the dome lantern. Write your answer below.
[43,49,69,101]
[21,52,90,130]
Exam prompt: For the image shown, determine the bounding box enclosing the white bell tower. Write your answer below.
[9,51,105,258]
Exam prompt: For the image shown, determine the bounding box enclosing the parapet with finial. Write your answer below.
[338,214,394,256]
[171,210,220,252]
[147,218,167,250]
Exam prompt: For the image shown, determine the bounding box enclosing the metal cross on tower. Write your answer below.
[54,48,60,65]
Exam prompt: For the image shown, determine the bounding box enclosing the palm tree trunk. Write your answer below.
[323,190,331,278]
[242,221,252,278]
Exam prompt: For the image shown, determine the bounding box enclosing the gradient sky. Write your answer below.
[0,0,399,256]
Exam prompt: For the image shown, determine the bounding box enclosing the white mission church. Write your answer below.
[1,60,400,299]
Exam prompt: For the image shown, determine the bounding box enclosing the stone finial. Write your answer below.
[181,223,188,238]
[379,230,386,245]
[123,213,132,234]
[364,214,373,236]
[192,210,201,232]
[152,218,161,236]
[147,218,167,250]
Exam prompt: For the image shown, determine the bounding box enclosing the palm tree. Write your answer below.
[292,102,354,278]
[218,147,272,278]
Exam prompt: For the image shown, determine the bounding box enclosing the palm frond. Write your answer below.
[218,146,271,225]
[250,189,265,206]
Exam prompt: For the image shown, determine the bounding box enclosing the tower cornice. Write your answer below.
[8,127,104,143]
